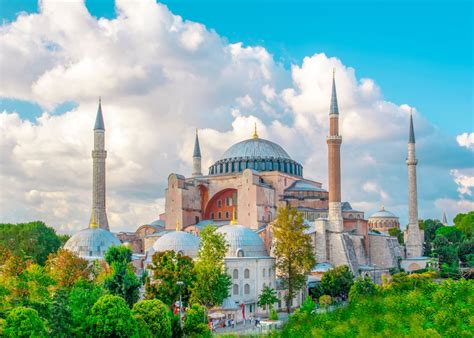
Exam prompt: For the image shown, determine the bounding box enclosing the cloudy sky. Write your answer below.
[0,0,472,234]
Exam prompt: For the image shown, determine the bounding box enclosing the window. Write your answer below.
[244,284,250,294]
[217,200,222,208]
[237,249,244,257]
[262,268,266,278]
[210,212,214,219]
[233,269,239,279]
[244,269,250,278]
[195,216,199,224]
[218,212,222,219]
[225,211,230,219]
[268,267,272,277]
[233,284,239,295]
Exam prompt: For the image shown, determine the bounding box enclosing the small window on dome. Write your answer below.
[237,249,244,257]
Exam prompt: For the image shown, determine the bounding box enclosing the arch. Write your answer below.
[244,269,250,278]
[262,268,266,277]
[244,284,250,294]
[233,269,239,279]
[203,188,238,220]
[233,284,239,295]
[237,248,245,257]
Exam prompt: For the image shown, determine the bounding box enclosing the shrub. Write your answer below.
[319,295,332,308]
[3,306,48,337]
[132,299,172,338]
[269,308,279,320]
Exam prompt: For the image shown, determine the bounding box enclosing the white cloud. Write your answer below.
[456,132,474,151]
[451,169,474,196]
[0,0,471,233]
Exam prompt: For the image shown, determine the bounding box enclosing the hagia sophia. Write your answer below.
[64,73,427,317]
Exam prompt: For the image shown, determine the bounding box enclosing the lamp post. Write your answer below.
[177,280,184,328]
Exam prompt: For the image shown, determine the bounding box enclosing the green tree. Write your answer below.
[85,294,139,337]
[349,276,378,301]
[190,226,231,308]
[132,299,172,338]
[183,304,210,337]
[388,228,404,245]
[0,221,62,265]
[320,265,354,300]
[69,279,105,335]
[145,250,195,307]
[257,286,278,315]
[103,245,141,307]
[421,219,443,255]
[299,296,316,314]
[49,288,72,337]
[458,240,474,267]
[4,306,48,337]
[272,206,316,313]
[455,211,474,239]
[435,226,464,243]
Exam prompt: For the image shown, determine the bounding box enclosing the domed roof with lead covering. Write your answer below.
[369,206,398,219]
[152,231,200,258]
[64,228,121,260]
[217,224,268,258]
[221,138,291,161]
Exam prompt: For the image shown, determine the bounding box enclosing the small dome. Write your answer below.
[369,207,398,219]
[217,224,268,258]
[152,231,200,258]
[64,228,121,260]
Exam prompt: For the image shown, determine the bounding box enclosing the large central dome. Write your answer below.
[209,136,303,176]
[221,138,291,160]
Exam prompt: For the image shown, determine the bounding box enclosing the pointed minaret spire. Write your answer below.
[90,97,109,230]
[406,108,422,257]
[94,96,105,131]
[330,68,339,115]
[192,129,202,177]
[409,108,415,143]
[327,70,343,232]
[442,211,448,225]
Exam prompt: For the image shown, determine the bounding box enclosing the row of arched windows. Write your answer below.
[233,267,273,280]
[233,283,251,295]
[209,159,302,176]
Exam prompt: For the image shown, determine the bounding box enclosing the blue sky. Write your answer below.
[0,0,472,135]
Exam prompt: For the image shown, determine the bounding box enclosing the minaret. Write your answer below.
[327,69,343,232]
[442,211,448,225]
[192,129,202,177]
[89,98,109,230]
[405,109,422,257]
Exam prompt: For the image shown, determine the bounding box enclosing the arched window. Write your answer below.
[237,249,244,257]
[244,269,250,278]
[233,269,239,279]
[218,212,222,219]
[268,267,272,277]
[244,284,250,294]
[225,211,230,219]
[262,268,266,278]
[210,212,214,219]
[233,284,239,295]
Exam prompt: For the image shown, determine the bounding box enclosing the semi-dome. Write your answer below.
[152,231,200,258]
[209,135,303,177]
[217,224,268,258]
[64,227,121,260]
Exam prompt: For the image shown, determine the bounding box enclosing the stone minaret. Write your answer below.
[192,129,202,177]
[89,98,109,230]
[405,110,422,257]
[327,69,343,232]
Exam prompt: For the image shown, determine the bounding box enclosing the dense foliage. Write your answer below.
[183,303,211,337]
[0,221,62,265]
[272,206,316,312]
[85,294,139,337]
[258,286,278,314]
[189,225,231,308]
[132,299,172,338]
[3,306,48,337]
[103,245,141,307]
[281,274,474,337]
[145,250,195,307]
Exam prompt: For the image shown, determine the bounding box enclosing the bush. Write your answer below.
[132,299,172,338]
[349,276,378,301]
[269,308,279,320]
[3,306,48,337]
[85,294,138,337]
[183,304,210,337]
[319,295,332,308]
